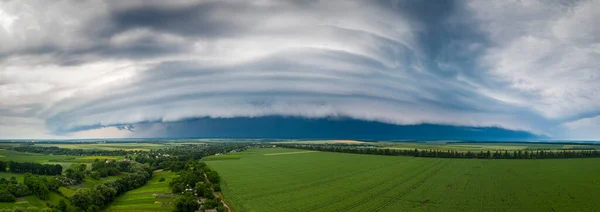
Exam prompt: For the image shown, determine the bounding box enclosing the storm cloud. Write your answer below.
[0,0,598,139]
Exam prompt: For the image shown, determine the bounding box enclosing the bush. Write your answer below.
[90,171,101,180]
[204,199,219,209]
[174,194,200,212]
[0,190,15,202]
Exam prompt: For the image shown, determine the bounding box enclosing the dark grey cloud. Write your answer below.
[1,0,598,139]
[107,2,245,38]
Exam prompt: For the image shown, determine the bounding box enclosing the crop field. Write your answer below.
[206,148,600,212]
[106,170,179,212]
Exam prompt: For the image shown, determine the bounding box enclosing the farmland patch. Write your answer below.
[207,148,600,212]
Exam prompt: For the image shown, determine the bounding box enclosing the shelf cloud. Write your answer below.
[1,0,598,139]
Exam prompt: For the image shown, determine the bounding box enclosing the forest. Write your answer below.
[0,161,62,175]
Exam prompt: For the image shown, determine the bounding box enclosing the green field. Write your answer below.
[206,148,600,212]
[0,149,125,172]
[0,192,72,210]
[0,172,26,182]
[105,170,179,212]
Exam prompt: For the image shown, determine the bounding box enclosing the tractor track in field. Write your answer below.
[301,158,433,211]
[372,159,449,211]
[333,160,446,212]
[241,157,415,201]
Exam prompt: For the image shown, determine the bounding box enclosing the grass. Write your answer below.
[0,195,44,210]
[0,192,70,210]
[206,148,600,212]
[0,172,26,182]
[69,176,121,190]
[202,154,244,161]
[105,170,179,212]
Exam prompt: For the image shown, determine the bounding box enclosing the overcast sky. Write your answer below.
[0,0,599,140]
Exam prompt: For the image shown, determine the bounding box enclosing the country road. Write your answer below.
[204,173,233,212]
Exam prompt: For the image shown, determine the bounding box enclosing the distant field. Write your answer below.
[33,143,168,151]
[207,148,600,212]
[371,141,600,152]
[0,149,75,163]
[203,154,244,161]
[269,140,600,152]
[106,170,179,212]
[273,140,372,144]
[0,149,126,172]
[0,172,26,182]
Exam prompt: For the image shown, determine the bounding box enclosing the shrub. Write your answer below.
[0,190,15,202]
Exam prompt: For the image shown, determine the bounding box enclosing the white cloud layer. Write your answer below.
[470,0,600,119]
[0,0,598,139]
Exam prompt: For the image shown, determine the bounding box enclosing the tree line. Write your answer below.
[0,161,62,175]
[69,162,153,211]
[279,144,600,159]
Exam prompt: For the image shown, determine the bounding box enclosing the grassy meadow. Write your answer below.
[106,170,179,212]
[206,148,600,212]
